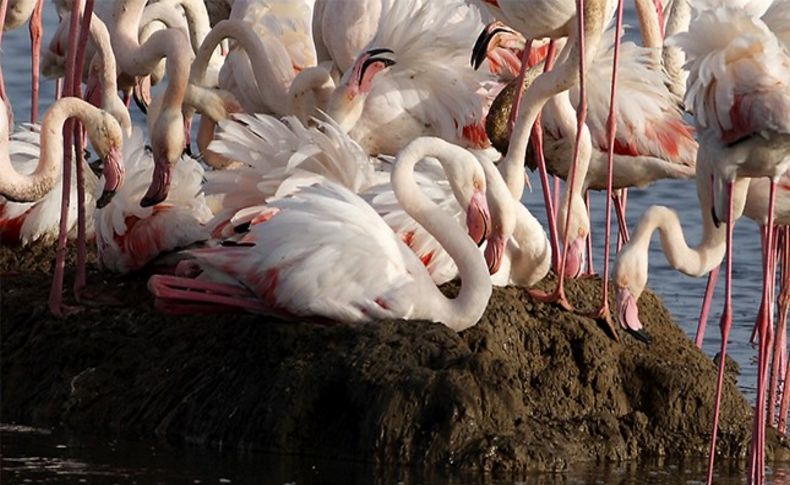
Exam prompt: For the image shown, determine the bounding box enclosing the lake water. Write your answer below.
[0,2,781,483]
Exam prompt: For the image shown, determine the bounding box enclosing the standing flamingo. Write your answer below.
[149,137,494,332]
[671,2,790,482]
[2,0,43,122]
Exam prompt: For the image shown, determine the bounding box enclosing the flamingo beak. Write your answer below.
[484,231,506,274]
[466,190,491,247]
[471,22,514,70]
[349,48,395,96]
[97,146,124,208]
[616,287,652,343]
[563,237,586,278]
[133,76,152,115]
[140,153,172,207]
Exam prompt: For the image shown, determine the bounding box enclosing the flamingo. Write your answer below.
[477,0,617,320]
[148,137,494,332]
[94,127,214,273]
[669,2,790,482]
[204,112,510,282]
[316,0,494,155]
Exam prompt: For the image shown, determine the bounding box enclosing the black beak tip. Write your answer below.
[133,92,148,115]
[140,196,158,208]
[626,328,652,344]
[711,206,721,228]
[96,190,116,209]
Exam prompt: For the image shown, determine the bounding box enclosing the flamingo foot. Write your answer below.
[528,286,574,312]
[148,274,270,314]
[588,305,622,343]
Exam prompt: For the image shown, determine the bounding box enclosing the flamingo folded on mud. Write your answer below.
[669,2,790,483]
[148,137,495,332]
[94,127,214,274]
[204,112,513,284]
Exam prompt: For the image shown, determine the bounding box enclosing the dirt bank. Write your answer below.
[2,243,787,474]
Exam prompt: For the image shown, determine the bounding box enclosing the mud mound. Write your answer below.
[2,242,786,473]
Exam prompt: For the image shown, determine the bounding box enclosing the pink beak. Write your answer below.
[563,237,586,278]
[140,153,172,207]
[616,287,651,343]
[466,190,492,247]
[484,231,506,275]
[97,146,124,208]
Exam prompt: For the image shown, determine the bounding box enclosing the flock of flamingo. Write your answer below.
[0,0,788,481]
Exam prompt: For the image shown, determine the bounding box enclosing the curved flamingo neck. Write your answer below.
[634,0,663,51]
[0,98,105,202]
[289,65,336,123]
[85,13,131,135]
[392,138,492,332]
[191,19,291,114]
[663,0,690,97]
[628,169,726,277]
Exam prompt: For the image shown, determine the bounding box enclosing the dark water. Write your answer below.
[0,3,780,483]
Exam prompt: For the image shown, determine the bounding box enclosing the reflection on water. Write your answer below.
[0,1,782,483]
[4,424,790,484]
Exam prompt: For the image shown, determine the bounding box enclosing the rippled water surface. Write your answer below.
[0,2,781,483]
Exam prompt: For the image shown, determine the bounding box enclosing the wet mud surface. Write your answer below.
[2,242,789,474]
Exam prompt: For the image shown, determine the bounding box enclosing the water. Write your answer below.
[0,3,779,483]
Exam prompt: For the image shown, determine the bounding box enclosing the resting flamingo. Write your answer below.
[94,127,214,273]
[148,137,494,332]
[669,2,790,482]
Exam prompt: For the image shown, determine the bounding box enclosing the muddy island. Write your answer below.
[2,244,788,475]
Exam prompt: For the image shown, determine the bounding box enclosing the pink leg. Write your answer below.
[71,0,96,300]
[29,0,43,123]
[531,41,561,272]
[553,176,561,221]
[706,181,736,485]
[768,228,788,426]
[529,0,591,314]
[0,0,9,125]
[695,266,720,349]
[585,190,595,276]
[508,40,533,134]
[55,78,63,100]
[749,183,778,485]
[148,274,270,314]
[49,0,84,316]
[592,0,625,335]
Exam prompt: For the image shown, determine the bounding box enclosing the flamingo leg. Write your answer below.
[585,190,595,276]
[706,181,735,485]
[29,0,43,123]
[695,265,721,349]
[529,0,603,315]
[590,0,625,338]
[749,182,778,485]
[772,228,790,429]
[0,0,10,125]
[71,0,96,300]
[55,78,63,100]
[508,39,533,134]
[49,0,84,316]
[531,41,561,272]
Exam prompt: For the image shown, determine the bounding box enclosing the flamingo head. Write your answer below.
[470,21,524,74]
[328,48,395,131]
[88,110,126,208]
[557,195,589,278]
[141,108,185,207]
[467,187,492,247]
[613,241,651,343]
[563,237,586,278]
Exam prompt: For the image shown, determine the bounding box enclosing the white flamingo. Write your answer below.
[148,137,494,332]
[94,127,214,273]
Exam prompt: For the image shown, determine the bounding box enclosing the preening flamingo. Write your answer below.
[204,112,507,282]
[94,128,213,273]
[149,137,494,332]
[670,2,790,482]
[321,0,494,155]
